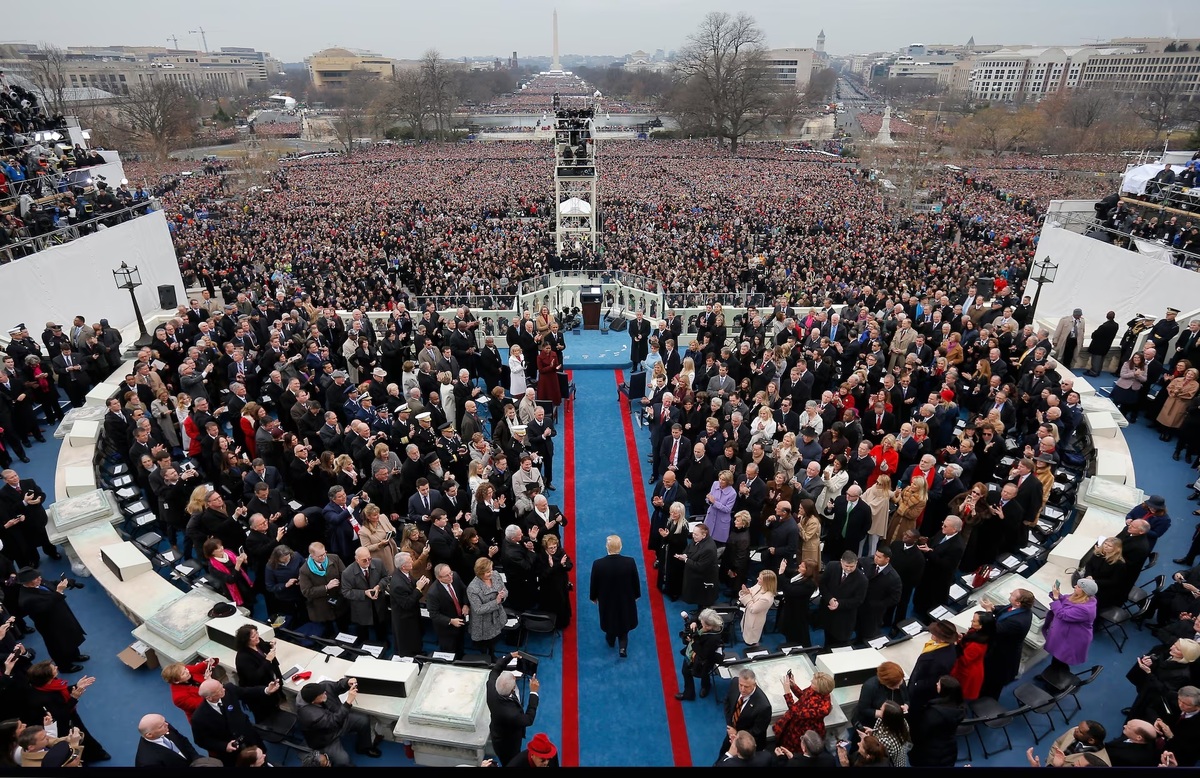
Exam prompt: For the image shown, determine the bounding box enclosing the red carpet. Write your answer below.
[560,371,579,766]
[613,369,693,767]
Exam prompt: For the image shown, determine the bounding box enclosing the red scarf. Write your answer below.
[36,676,71,704]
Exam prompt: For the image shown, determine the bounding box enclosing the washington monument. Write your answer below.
[551,8,562,72]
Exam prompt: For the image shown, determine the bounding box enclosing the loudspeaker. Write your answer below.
[157,284,178,310]
[976,277,994,300]
[609,317,628,332]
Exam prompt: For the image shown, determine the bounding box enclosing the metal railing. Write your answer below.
[0,200,157,264]
[1048,211,1200,268]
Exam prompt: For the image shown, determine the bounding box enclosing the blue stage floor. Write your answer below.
[560,329,632,369]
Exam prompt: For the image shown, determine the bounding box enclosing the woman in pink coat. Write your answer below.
[703,470,737,543]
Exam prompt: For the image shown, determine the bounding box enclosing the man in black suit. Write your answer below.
[50,343,89,407]
[590,533,641,656]
[683,443,717,517]
[913,516,966,615]
[425,563,469,658]
[629,311,651,368]
[1086,311,1120,377]
[856,546,902,641]
[0,470,59,564]
[825,485,872,562]
[17,567,87,670]
[978,588,1035,700]
[1008,458,1044,527]
[662,338,683,379]
[716,730,773,766]
[486,652,541,766]
[389,551,429,657]
[991,481,1028,554]
[190,679,270,765]
[764,501,799,576]
[819,551,868,647]
[1158,686,1200,766]
[863,400,896,444]
[734,463,768,541]
[770,729,837,767]
[656,424,691,484]
[1104,719,1161,766]
[715,668,772,762]
[886,528,927,627]
[479,336,504,392]
[135,713,201,768]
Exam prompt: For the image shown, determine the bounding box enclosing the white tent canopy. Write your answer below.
[558,197,592,215]
[1121,163,1165,196]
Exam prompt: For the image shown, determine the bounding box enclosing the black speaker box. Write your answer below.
[158,284,178,309]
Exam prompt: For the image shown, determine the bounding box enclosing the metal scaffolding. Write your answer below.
[552,99,599,258]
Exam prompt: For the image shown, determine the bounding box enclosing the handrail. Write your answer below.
[1048,211,1200,267]
[0,200,157,264]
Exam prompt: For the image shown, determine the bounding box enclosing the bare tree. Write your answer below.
[27,45,71,116]
[953,106,1044,157]
[420,49,457,141]
[1129,78,1184,142]
[672,11,778,154]
[391,68,431,140]
[332,104,364,154]
[804,68,838,105]
[105,80,199,160]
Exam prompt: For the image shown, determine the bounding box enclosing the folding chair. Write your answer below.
[1096,604,1132,652]
[968,697,1029,758]
[519,611,560,657]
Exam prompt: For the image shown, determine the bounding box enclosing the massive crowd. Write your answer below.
[126,138,1128,316]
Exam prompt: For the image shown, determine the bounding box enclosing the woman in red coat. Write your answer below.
[867,435,900,488]
[161,657,218,722]
[239,401,260,460]
[950,611,995,700]
[773,671,835,750]
[535,343,562,407]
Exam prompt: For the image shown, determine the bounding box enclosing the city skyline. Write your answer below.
[3,0,1198,63]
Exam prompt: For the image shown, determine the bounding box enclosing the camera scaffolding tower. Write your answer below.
[552,93,598,258]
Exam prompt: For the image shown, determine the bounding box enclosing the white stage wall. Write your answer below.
[1029,226,1200,325]
[0,210,185,335]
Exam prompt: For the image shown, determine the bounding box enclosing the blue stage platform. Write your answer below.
[559,329,632,369]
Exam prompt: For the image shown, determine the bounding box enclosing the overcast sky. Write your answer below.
[4,0,1197,62]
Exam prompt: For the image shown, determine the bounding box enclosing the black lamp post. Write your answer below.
[1029,256,1059,318]
[113,262,153,348]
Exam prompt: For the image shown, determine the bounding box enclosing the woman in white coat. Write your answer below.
[508,344,527,397]
[817,456,849,518]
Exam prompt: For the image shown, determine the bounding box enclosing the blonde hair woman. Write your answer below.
[738,569,778,646]
[679,357,696,394]
[887,476,929,543]
[508,344,527,396]
[749,405,777,450]
[862,474,893,556]
[773,432,800,481]
[175,393,193,453]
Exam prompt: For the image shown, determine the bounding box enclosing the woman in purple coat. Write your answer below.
[703,470,737,543]
[1043,578,1098,674]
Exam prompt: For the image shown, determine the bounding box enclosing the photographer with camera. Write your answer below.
[16,567,86,673]
[674,608,724,701]
[297,676,381,766]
